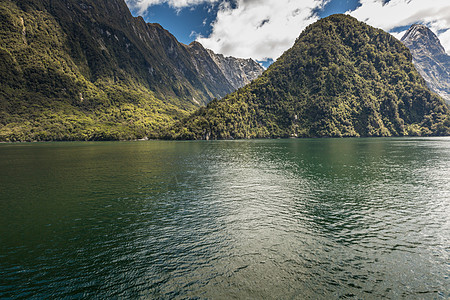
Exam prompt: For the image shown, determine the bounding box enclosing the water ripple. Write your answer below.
[0,138,449,298]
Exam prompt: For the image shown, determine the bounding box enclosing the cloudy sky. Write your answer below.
[125,0,450,65]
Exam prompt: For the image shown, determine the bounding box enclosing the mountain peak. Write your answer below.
[401,24,446,56]
[166,15,449,139]
[401,24,450,104]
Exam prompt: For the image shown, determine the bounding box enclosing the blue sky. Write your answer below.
[128,0,360,44]
[131,2,216,45]
[125,0,450,64]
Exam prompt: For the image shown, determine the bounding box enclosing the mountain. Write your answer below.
[187,41,263,91]
[205,47,264,90]
[0,0,263,141]
[165,14,450,140]
[401,24,450,105]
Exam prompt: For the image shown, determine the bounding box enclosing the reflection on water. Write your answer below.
[0,138,449,298]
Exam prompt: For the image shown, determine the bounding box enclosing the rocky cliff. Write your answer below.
[185,41,264,99]
[206,48,264,90]
[401,24,450,104]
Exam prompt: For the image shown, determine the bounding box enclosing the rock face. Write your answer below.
[401,24,450,104]
[206,48,264,90]
[0,0,263,141]
[185,41,264,97]
[167,15,450,140]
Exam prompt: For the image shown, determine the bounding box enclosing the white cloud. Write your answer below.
[126,0,450,59]
[439,29,450,54]
[390,30,406,41]
[125,0,218,14]
[196,0,329,61]
[348,0,450,53]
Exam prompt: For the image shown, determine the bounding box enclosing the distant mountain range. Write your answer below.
[401,24,450,105]
[0,0,263,141]
[1,1,449,141]
[165,15,450,139]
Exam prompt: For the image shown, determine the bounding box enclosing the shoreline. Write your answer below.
[1,135,450,144]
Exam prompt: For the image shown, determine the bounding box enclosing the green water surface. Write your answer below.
[0,138,449,298]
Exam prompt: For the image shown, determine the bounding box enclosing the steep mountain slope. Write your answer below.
[401,24,450,105]
[206,47,264,90]
[166,15,450,139]
[187,41,263,92]
[0,0,263,141]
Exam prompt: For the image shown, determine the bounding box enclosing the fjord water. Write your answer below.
[0,139,449,299]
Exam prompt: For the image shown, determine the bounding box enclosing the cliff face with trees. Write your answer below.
[166,15,450,140]
[0,0,263,141]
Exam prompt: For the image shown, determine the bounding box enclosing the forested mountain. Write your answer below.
[0,0,263,141]
[165,15,450,140]
[401,24,450,105]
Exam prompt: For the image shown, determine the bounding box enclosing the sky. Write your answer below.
[125,0,450,66]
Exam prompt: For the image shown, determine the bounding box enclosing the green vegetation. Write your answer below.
[165,15,450,140]
[2,5,448,142]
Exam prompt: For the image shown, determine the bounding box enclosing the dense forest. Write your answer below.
[164,15,450,140]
